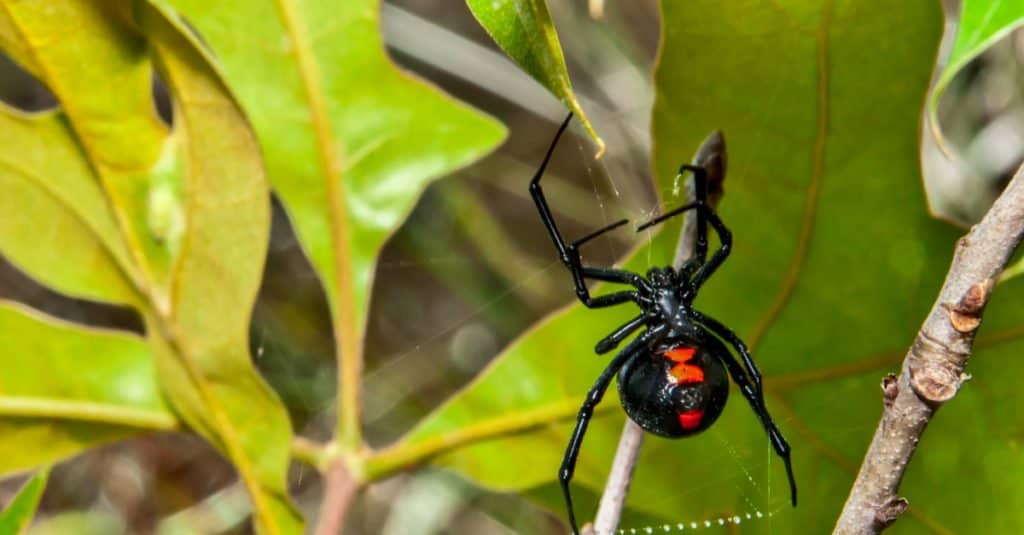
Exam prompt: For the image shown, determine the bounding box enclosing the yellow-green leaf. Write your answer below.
[0,0,174,297]
[0,2,302,532]
[138,4,302,532]
[0,107,138,305]
[0,302,175,476]
[160,0,507,450]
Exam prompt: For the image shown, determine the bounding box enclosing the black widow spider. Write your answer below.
[529,114,796,534]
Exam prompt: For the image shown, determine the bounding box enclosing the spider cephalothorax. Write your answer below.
[530,113,796,535]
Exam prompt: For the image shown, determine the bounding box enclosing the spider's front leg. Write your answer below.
[594,314,645,354]
[529,113,651,308]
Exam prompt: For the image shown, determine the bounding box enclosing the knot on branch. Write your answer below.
[881,373,898,408]
[908,334,968,404]
[944,279,993,333]
[873,497,909,529]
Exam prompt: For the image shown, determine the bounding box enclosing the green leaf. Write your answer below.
[159,0,506,450]
[0,302,175,476]
[928,0,1024,144]
[379,1,1024,532]
[465,0,603,153]
[0,469,48,534]
[0,1,175,297]
[138,4,302,532]
[0,107,138,306]
[0,2,301,532]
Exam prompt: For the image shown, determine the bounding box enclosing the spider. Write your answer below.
[529,114,796,534]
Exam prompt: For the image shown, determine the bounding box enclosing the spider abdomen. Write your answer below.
[616,342,729,438]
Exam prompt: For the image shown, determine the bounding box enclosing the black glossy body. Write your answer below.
[617,341,729,437]
[530,114,797,535]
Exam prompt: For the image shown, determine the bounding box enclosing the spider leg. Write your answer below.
[691,310,762,394]
[682,164,709,264]
[560,325,666,535]
[635,201,700,232]
[634,164,710,264]
[566,222,650,307]
[634,165,730,294]
[696,322,796,506]
[594,314,645,354]
[530,113,651,308]
[689,205,731,291]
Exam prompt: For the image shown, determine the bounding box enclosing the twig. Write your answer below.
[834,164,1024,534]
[315,457,360,535]
[583,131,727,535]
[291,436,329,471]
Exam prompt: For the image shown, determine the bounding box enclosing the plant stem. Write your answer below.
[834,164,1024,534]
[314,457,360,535]
[364,399,614,481]
[291,437,329,471]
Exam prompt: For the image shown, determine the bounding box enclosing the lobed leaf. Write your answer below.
[138,4,302,532]
[0,2,301,531]
[160,0,507,449]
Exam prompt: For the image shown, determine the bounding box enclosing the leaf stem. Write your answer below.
[291,437,329,471]
[363,398,613,481]
[0,397,178,430]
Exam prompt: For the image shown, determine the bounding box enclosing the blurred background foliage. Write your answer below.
[2,0,1024,534]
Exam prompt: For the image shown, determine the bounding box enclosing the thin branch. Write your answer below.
[314,458,360,535]
[291,437,329,471]
[834,164,1024,534]
[584,131,727,535]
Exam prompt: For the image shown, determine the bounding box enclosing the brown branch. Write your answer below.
[834,165,1024,534]
[314,458,360,535]
[583,131,726,535]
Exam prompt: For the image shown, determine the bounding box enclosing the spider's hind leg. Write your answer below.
[694,312,796,506]
[559,325,665,535]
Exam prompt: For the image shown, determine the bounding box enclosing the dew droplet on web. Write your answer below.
[616,508,775,534]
